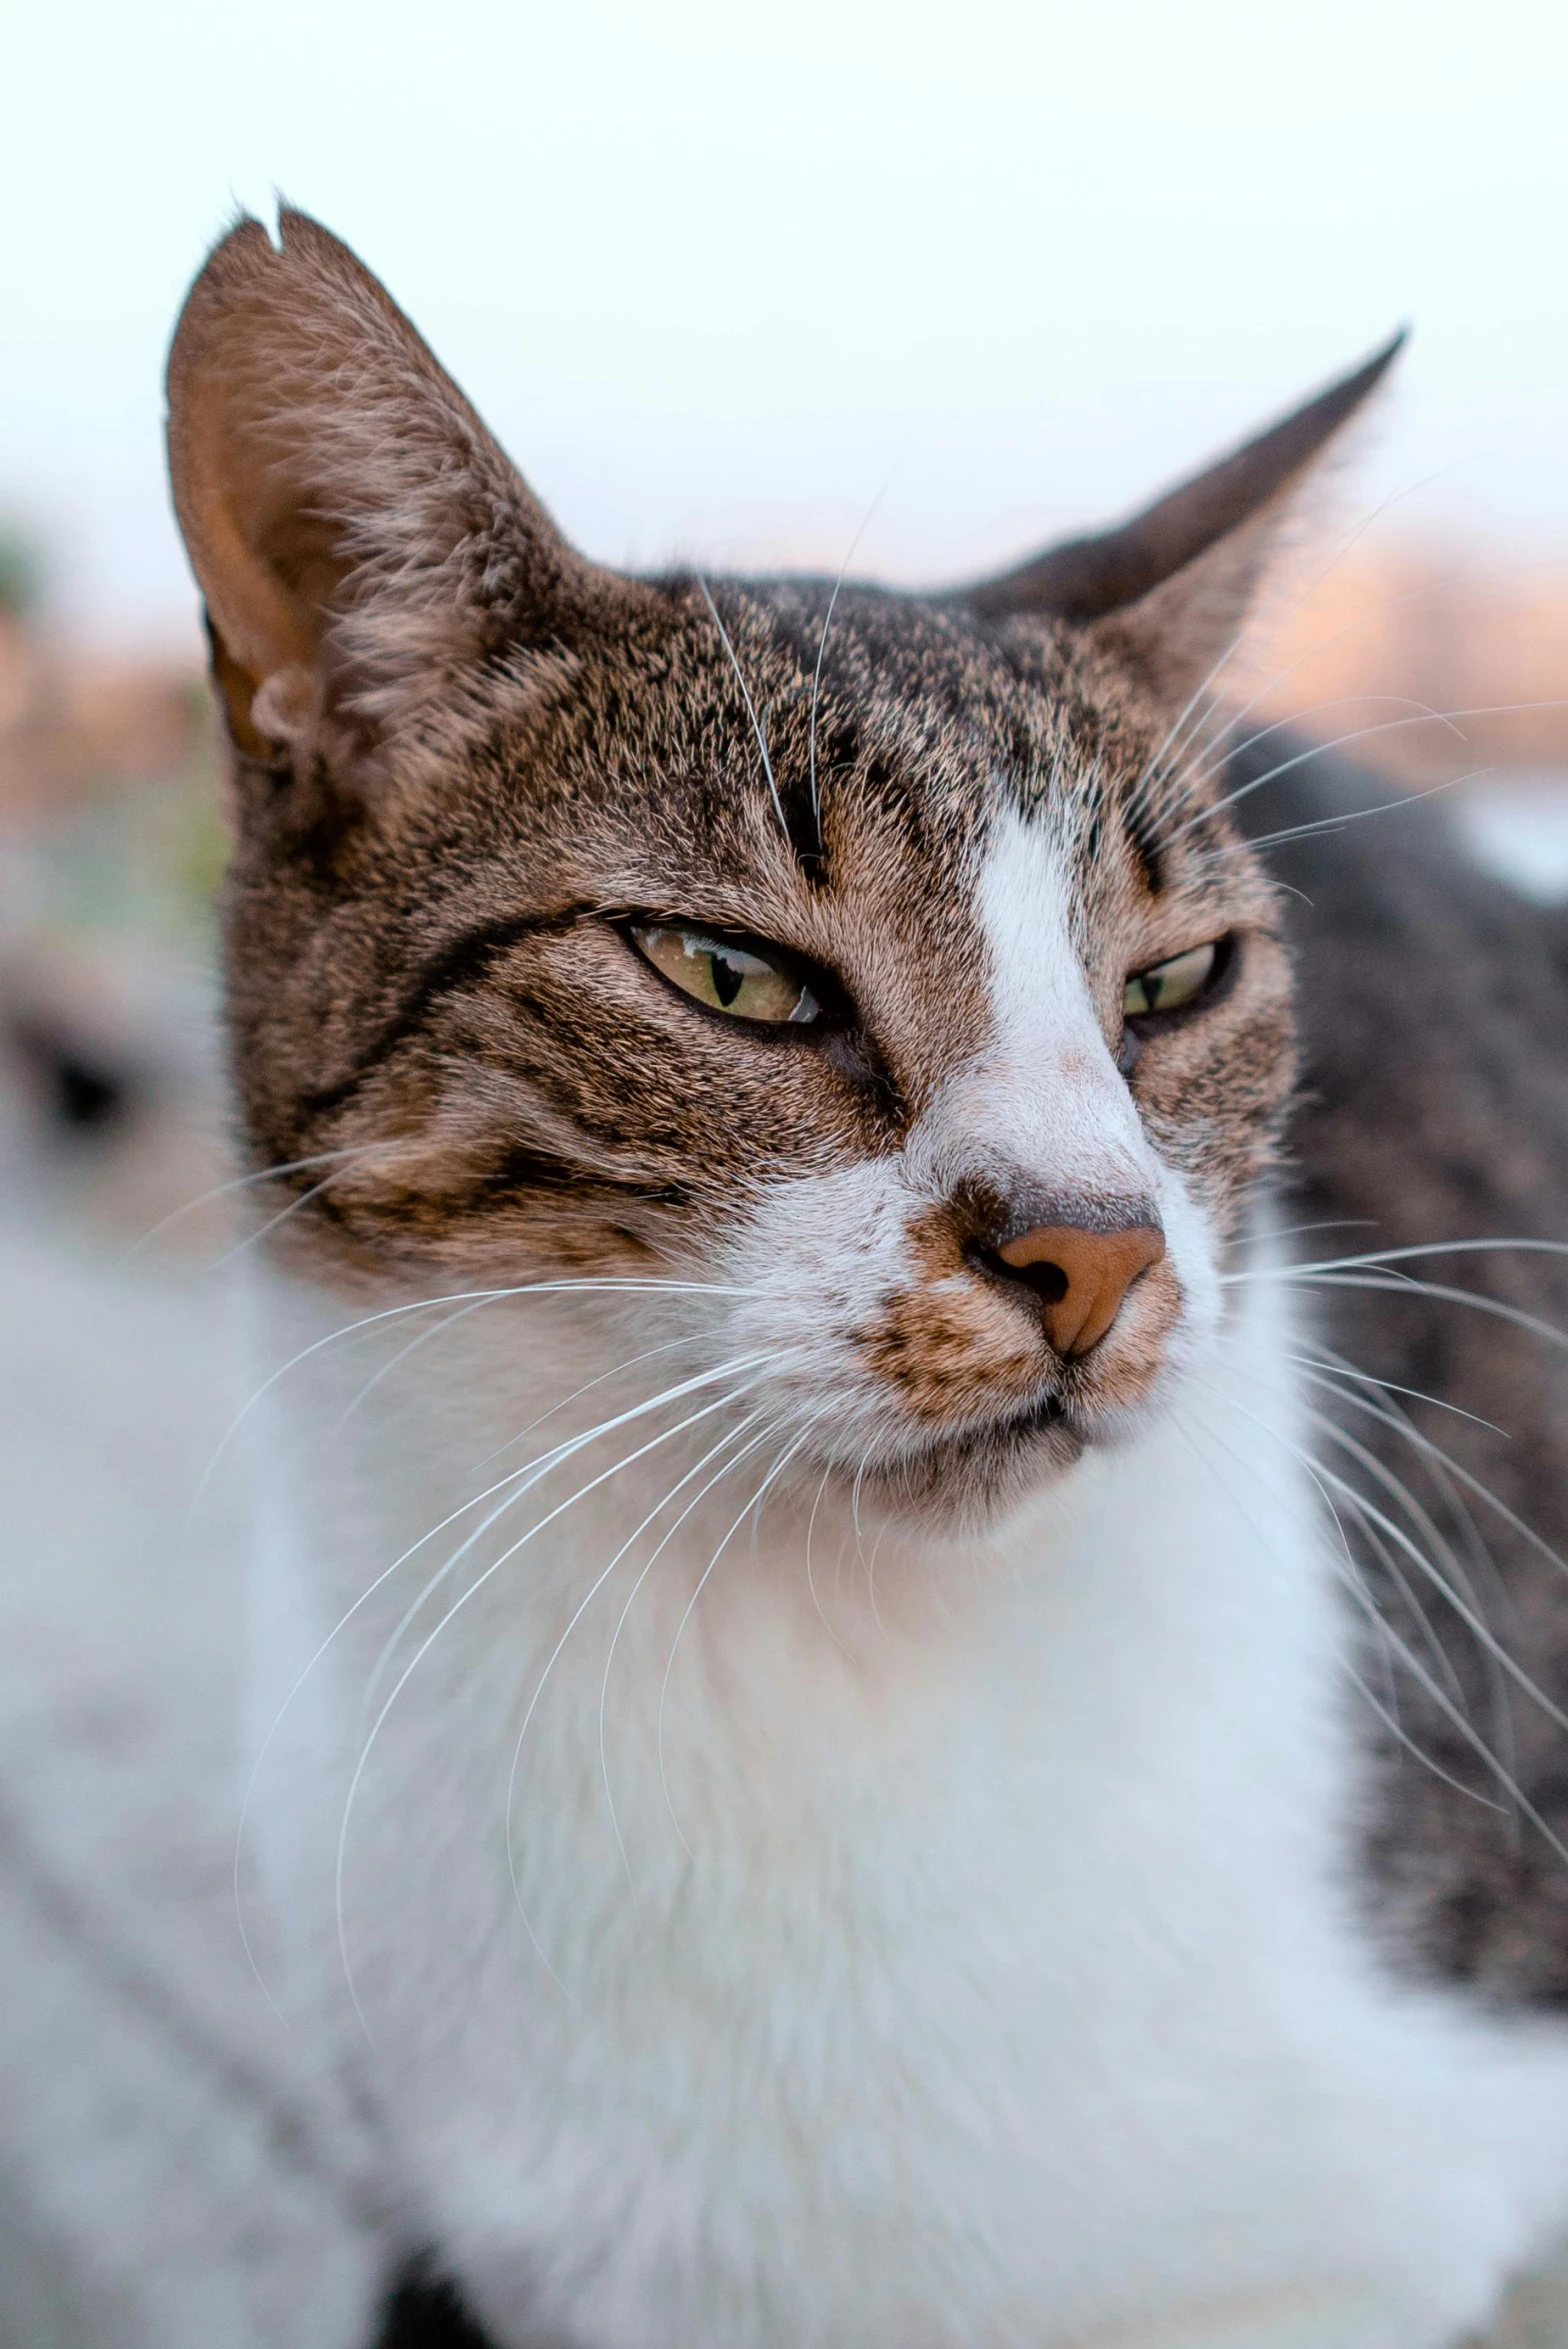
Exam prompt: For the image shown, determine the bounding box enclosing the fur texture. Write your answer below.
[162,209,1568,2348]
[1235,744,1568,2004]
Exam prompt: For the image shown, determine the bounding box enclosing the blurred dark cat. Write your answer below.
[165,210,1568,2349]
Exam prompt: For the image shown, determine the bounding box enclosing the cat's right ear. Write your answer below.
[165,208,623,789]
[964,337,1404,707]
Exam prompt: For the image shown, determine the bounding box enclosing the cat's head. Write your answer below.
[166,210,1396,1520]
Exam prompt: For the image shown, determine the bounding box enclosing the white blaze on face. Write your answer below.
[907,806,1155,1209]
[719,804,1223,1447]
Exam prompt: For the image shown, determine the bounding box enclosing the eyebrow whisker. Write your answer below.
[697,576,791,846]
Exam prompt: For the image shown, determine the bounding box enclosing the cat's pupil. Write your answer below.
[710,951,745,1008]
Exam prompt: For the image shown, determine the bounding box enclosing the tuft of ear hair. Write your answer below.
[965,334,1405,704]
[165,207,623,778]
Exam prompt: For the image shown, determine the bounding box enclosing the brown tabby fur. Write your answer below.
[165,205,1568,2348]
[1236,748,1568,2008]
[169,215,1305,1355]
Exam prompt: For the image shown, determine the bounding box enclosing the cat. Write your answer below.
[164,207,1568,2349]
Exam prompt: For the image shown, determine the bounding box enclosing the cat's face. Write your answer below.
[167,212,1390,1520]
[219,579,1291,1516]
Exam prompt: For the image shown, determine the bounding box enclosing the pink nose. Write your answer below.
[995,1221,1166,1358]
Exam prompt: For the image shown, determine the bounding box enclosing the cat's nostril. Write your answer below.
[1002,1256,1069,1307]
[988,1219,1166,1359]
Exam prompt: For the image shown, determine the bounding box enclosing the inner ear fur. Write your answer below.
[966,335,1404,704]
[165,207,613,772]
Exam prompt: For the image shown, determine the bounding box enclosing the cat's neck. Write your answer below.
[236,1221,1568,2349]
[242,1217,1347,1911]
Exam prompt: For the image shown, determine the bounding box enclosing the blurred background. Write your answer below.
[6,0,1568,1239]
[1,2,1567,2341]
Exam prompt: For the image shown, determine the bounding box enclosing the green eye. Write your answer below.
[1123,940,1219,1018]
[631,924,823,1026]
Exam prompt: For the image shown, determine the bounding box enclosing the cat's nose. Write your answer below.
[989,1214,1166,1359]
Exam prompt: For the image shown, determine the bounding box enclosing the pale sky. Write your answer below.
[3,0,1566,650]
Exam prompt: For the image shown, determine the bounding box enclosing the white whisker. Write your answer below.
[1169,696,1568,847]
[1126,476,1483,825]
[503,1397,775,1912]
[1267,1270,1568,1364]
[656,1413,827,1859]
[1300,1365,1568,1598]
[801,1458,849,1654]
[202,1163,364,1270]
[191,1275,766,1526]
[330,1294,498,1435]
[1297,1342,1520,1691]
[1231,1237,1568,1282]
[360,1351,777,1713]
[1171,692,1459,816]
[1293,1364,1520,1781]
[1285,1345,1504,1436]
[1201,770,1474,862]
[1153,532,1568,834]
[336,1363,794,2029]
[1195,1378,1530,1819]
[117,1144,384,1265]
[808,475,894,832]
[1181,1407,1500,1811]
[1298,1396,1499,1706]
[846,1438,888,1635]
[697,576,790,842]
[235,1345,773,2010]
[472,1333,706,1472]
[596,1411,782,1896]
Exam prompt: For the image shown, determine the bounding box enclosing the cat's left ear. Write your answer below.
[965,335,1404,703]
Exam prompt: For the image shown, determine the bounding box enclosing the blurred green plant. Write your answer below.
[13,681,228,965]
[0,527,44,620]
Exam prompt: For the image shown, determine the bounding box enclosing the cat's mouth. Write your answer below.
[960,1387,1071,1448]
[859,1386,1089,1522]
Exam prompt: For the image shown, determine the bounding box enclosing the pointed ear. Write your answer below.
[966,335,1404,704]
[165,207,610,776]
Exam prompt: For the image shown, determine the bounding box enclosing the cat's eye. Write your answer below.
[630,924,824,1026]
[1123,940,1219,1018]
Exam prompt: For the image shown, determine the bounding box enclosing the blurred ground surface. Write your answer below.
[0,1223,379,2349]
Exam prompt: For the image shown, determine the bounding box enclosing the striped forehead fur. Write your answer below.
[215,577,1288,1283]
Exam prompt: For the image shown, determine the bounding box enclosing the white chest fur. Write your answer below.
[243,1261,1568,2349]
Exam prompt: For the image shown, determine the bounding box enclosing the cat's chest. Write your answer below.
[312,1361,1342,2068]
[341,1561,1565,2349]
[249,1305,1568,2349]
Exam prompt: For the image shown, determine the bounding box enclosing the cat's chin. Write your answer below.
[856,1395,1090,1532]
